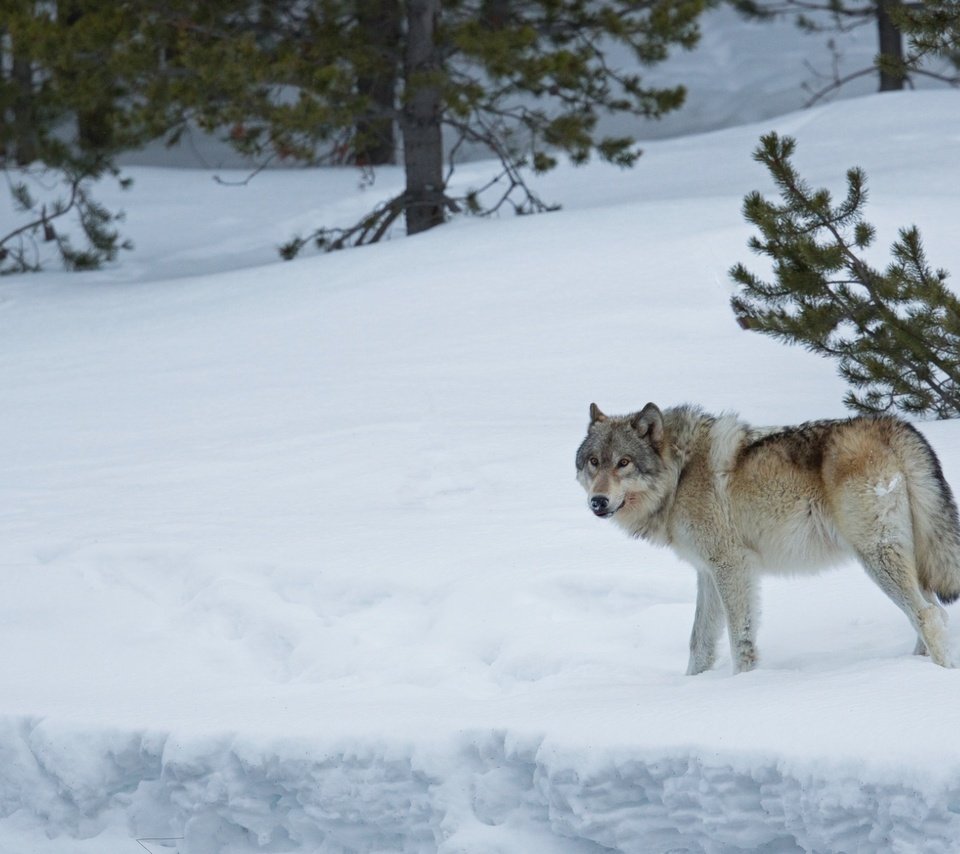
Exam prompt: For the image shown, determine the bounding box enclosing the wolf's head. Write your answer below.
[575,402,667,522]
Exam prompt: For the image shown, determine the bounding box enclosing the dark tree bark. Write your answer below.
[355,0,401,165]
[481,0,511,29]
[59,0,116,154]
[400,0,445,236]
[11,48,38,165]
[877,0,905,91]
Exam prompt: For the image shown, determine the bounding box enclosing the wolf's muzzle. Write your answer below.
[590,495,622,517]
[590,495,609,513]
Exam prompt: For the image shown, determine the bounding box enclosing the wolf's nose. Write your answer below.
[590,495,609,513]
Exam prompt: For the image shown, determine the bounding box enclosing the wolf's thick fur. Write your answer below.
[576,403,960,674]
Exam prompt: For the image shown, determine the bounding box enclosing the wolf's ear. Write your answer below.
[632,402,663,447]
[589,403,608,426]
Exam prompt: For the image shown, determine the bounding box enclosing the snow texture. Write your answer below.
[5,724,960,853]
[2,17,960,854]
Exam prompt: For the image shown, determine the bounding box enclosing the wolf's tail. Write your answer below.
[904,424,960,604]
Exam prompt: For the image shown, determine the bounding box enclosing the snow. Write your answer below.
[874,475,903,498]
[3,20,960,854]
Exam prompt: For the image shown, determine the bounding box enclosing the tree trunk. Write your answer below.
[877,0,905,91]
[0,28,8,162]
[11,48,38,165]
[355,0,401,165]
[481,0,511,29]
[400,0,445,236]
[59,0,115,154]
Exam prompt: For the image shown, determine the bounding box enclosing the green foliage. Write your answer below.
[444,0,704,159]
[730,132,960,418]
[3,0,711,266]
[881,0,960,82]
[145,0,709,253]
[136,1,366,164]
[0,1,160,272]
[0,157,132,276]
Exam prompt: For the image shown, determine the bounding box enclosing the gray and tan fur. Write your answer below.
[576,402,960,674]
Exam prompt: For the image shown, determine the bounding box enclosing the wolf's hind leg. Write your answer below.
[913,588,949,657]
[830,459,954,667]
[687,571,725,675]
[858,542,953,668]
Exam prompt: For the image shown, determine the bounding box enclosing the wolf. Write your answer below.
[576,402,960,674]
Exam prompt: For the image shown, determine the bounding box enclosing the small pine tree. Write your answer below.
[730,132,960,418]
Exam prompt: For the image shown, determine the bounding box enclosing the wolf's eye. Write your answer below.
[617,458,631,468]
[589,456,599,467]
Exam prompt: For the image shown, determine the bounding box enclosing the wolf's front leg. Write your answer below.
[710,560,758,674]
[687,571,725,675]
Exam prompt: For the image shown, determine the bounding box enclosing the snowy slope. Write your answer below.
[3,88,960,852]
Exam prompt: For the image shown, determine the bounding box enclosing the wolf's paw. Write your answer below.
[732,641,758,674]
[919,606,953,667]
[685,655,714,676]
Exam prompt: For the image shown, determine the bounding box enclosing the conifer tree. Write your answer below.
[727,0,958,101]
[0,3,162,273]
[882,0,960,84]
[730,132,960,418]
[148,0,708,252]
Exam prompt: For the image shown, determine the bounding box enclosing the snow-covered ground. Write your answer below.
[3,20,960,854]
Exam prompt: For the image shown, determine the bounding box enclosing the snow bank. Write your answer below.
[5,723,960,852]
